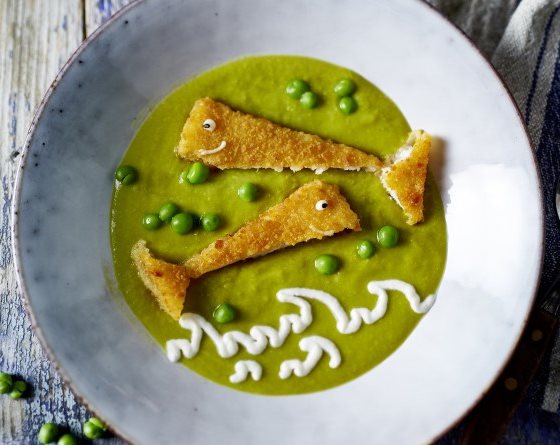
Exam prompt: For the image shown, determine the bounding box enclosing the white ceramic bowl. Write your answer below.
[13,0,543,443]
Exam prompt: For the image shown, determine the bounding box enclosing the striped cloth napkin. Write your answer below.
[430,0,560,442]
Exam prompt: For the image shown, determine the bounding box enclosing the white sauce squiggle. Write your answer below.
[198,140,226,155]
[279,336,340,379]
[229,360,262,383]
[309,224,335,236]
[166,279,435,362]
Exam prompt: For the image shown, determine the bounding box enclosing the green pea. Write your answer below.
[9,380,26,399]
[0,372,13,394]
[334,78,356,97]
[338,96,357,115]
[38,422,59,444]
[115,165,138,185]
[285,79,310,99]
[57,434,78,445]
[377,225,399,247]
[159,202,179,223]
[178,169,190,184]
[314,254,340,275]
[171,212,194,235]
[0,380,12,394]
[300,91,319,109]
[88,417,106,430]
[356,240,375,259]
[0,371,12,382]
[187,162,210,184]
[237,182,259,202]
[201,213,221,232]
[213,303,237,324]
[83,421,104,440]
[142,213,162,231]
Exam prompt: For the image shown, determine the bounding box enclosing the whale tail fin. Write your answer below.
[380,130,431,225]
[131,240,190,320]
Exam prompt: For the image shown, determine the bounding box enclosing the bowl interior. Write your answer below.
[14,0,542,443]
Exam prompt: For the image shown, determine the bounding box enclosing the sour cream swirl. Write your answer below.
[229,360,262,383]
[279,336,341,379]
[166,279,435,362]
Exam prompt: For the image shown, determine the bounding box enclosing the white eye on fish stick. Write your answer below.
[315,200,328,211]
[198,118,226,155]
[179,98,431,225]
[202,119,216,131]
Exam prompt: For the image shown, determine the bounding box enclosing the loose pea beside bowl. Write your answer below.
[83,422,104,440]
[57,434,78,445]
[0,372,13,394]
[83,417,107,440]
[38,423,59,444]
[0,380,12,394]
[9,380,26,399]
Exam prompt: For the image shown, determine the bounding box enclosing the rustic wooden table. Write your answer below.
[0,2,130,442]
[1,1,556,444]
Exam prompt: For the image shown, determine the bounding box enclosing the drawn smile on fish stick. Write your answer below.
[131,180,361,320]
[198,140,227,156]
[197,118,228,155]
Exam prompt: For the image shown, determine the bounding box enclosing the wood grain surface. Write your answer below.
[0,1,131,443]
[0,1,553,444]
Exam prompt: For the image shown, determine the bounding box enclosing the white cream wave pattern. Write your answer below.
[279,336,341,379]
[166,279,436,370]
[229,360,262,383]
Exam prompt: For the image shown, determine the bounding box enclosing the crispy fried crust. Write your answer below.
[131,240,190,320]
[132,181,360,319]
[177,98,382,172]
[184,180,361,278]
[380,130,431,225]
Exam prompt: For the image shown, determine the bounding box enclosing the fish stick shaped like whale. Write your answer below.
[132,180,361,320]
[177,97,383,172]
[177,98,431,225]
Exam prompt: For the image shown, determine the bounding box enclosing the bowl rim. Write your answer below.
[10,0,544,442]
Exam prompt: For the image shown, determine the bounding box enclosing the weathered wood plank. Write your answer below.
[0,0,90,443]
[85,0,133,36]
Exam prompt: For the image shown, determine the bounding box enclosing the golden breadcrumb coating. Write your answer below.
[131,240,190,320]
[184,180,361,277]
[131,181,360,319]
[380,130,431,225]
[177,97,382,172]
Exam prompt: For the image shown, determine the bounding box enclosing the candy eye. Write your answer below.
[315,200,328,211]
[202,119,216,131]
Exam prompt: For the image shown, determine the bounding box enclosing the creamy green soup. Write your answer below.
[110,56,447,395]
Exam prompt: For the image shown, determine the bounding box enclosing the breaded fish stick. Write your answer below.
[177,98,382,172]
[177,98,431,225]
[132,181,361,319]
[380,130,431,225]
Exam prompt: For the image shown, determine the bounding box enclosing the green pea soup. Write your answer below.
[110,55,447,395]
